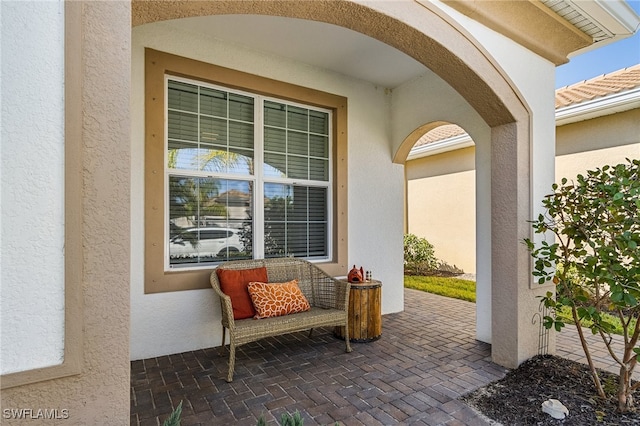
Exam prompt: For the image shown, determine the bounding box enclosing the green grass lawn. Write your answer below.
[555,305,637,337]
[404,275,476,302]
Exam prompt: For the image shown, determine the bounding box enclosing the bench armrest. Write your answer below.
[210,272,235,329]
[334,279,351,311]
[307,264,350,310]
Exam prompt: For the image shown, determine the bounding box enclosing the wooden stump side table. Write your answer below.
[334,279,382,342]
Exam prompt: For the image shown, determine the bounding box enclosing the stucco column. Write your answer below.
[475,132,492,344]
[1,1,132,423]
[490,122,544,368]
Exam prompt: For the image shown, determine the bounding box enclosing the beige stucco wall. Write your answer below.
[406,107,640,275]
[556,109,640,180]
[406,147,477,272]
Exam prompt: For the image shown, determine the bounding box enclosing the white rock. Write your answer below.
[542,399,569,419]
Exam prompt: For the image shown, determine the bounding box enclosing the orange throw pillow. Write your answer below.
[247,280,311,319]
[216,267,268,320]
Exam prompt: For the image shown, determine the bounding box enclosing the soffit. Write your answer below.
[442,0,632,65]
[146,15,428,89]
[540,0,612,42]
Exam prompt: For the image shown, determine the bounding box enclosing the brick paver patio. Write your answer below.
[130,288,633,425]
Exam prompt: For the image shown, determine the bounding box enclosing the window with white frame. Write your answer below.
[166,77,331,269]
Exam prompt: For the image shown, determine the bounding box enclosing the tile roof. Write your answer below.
[555,64,640,108]
[414,124,467,148]
[415,64,640,148]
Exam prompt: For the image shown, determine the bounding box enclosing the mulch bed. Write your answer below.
[461,355,640,425]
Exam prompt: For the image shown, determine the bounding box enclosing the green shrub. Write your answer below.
[257,410,306,426]
[280,410,304,426]
[403,234,438,275]
[162,401,182,426]
[525,159,640,412]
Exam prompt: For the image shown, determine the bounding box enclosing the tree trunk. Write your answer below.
[618,365,635,412]
[573,308,606,399]
[616,320,639,412]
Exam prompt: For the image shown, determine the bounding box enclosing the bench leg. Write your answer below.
[226,341,236,382]
[308,328,313,338]
[219,327,227,356]
[343,325,353,353]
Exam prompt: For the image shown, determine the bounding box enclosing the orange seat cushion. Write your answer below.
[216,267,268,320]
[247,280,311,319]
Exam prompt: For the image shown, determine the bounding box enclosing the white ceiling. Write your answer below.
[163,15,428,89]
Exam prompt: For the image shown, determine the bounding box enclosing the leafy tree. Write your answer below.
[525,159,640,412]
[168,176,227,245]
[167,147,244,237]
[403,234,438,275]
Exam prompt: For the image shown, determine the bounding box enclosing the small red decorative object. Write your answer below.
[348,265,364,283]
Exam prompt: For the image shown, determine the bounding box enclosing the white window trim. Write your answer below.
[163,75,333,271]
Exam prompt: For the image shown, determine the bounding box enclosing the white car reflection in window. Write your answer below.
[169,227,243,260]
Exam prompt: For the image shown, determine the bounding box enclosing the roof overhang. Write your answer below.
[408,133,475,160]
[556,86,640,126]
[408,85,640,160]
[442,0,640,65]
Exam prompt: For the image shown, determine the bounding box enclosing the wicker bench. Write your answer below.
[210,258,353,382]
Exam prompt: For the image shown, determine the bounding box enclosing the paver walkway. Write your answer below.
[130,289,634,425]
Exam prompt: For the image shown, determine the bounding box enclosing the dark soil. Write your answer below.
[461,355,640,425]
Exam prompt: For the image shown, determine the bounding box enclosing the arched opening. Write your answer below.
[406,123,476,274]
[403,121,493,344]
[130,0,539,369]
